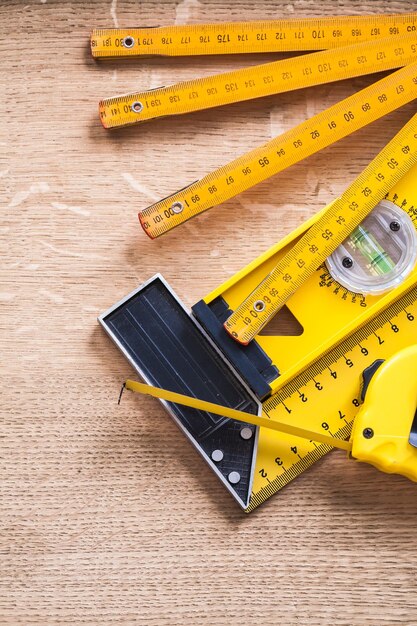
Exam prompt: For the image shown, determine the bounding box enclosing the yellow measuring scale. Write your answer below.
[197,159,415,506]
[197,165,417,510]
[91,14,417,239]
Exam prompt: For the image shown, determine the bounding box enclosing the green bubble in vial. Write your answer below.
[350,225,396,276]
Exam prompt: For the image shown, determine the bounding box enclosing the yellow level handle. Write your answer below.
[99,34,417,129]
[91,14,417,58]
[224,110,417,344]
[124,379,352,451]
[138,60,417,238]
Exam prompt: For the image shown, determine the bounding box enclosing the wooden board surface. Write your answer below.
[2,1,417,624]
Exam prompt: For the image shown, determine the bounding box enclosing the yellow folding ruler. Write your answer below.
[92,13,417,241]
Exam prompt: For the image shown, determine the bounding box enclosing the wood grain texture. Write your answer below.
[2,1,417,624]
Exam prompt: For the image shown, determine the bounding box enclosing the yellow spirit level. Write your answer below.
[99,162,417,511]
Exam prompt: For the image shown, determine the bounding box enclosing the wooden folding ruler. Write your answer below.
[92,13,417,237]
[96,14,417,510]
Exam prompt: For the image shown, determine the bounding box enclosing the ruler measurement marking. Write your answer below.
[91,15,417,58]
[263,285,417,408]
[247,430,349,512]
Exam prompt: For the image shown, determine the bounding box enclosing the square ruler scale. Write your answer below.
[94,14,417,510]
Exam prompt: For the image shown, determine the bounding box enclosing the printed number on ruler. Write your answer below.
[91,14,417,58]
[100,34,417,128]
[139,61,417,238]
[248,282,417,511]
